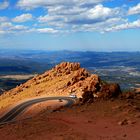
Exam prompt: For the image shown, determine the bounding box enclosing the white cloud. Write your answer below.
[36,28,58,33]
[0,22,29,34]
[37,4,121,32]
[10,25,28,31]
[38,15,64,23]
[48,5,86,16]
[0,22,12,28]
[17,0,135,34]
[128,3,140,15]
[88,5,113,19]
[0,16,8,22]
[12,13,33,23]
[17,0,108,9]
[0,1,9,10]
[0,0,139,35]
[105,20,140,32]
[67,5,120,24]
[70,17,127,33]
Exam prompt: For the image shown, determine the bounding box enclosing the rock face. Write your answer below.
[55,62,80,72]
[66,68,89,87]
[134,88,140,94]
[49,62,121,103]
[121,91,138,99]
[82,91,94,104]
[97,83,122,99]
[0,62,122,108]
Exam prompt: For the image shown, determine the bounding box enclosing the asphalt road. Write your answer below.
[0,97,75,124]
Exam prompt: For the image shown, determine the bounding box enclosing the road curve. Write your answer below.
[0,97,75,124]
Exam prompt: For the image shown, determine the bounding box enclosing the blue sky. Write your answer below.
[0,0,140,51]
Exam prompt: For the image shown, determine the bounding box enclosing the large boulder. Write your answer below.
[82,91,94,104]
[97,83,122,99]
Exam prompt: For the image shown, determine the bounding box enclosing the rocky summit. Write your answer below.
[0,62,123,110]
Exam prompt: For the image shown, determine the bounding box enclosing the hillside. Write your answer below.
[0,62,97,110]
[0,62,122,112]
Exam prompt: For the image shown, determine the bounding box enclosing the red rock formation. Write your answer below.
[97,83,122,99]
[1,62,123,105]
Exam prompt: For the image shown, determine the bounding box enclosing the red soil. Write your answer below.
[0,98,140,140]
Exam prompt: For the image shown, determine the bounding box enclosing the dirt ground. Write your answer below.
[0,97,140,140]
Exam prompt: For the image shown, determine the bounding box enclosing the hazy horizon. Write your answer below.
[1,48,140,53]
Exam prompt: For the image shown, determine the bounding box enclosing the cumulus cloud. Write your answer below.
[17,0,108,9]
[104,20,140,32]
[12,13,33,23]
[0,20,58,35]
[36,28,58,33]
[0,1,9,10]
[37,3,123,33]
[11,0,138,34]
[10,25,28,31]
[128,3,140,15]
[69,17,127,33]
[0,0,140,35]
[38,15,64,23]
[0,22,29,34]
[67,5,120,24]
[38,4,121,25]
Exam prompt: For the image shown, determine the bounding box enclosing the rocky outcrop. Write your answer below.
[66,68,89,86]
[97,83,122,99]
[0,62,122,106]
[134,88,140,94]
[55,62,80,72]
[55,63,122,102]
[82,91,94,104]
[120,91,139,99]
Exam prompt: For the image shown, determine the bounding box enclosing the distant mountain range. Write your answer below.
[0,49,140,90]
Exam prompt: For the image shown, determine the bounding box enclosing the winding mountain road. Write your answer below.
[0,96,75,124]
